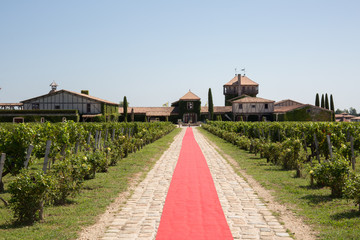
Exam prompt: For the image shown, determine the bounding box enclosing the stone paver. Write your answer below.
[100,127,292,240]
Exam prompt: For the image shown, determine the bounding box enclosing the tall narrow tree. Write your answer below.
[325,93,329,110]
[330,94,335,121]
[321,94,325,108]
[123,96,128,122]
[315,93,320,107]
[208,88,214,120]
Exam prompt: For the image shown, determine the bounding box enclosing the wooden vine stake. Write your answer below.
[94,131,99,150]
[24,145,34,169]
[326,135,333,160]
[0,153,6,186]
[42,140,51,174]
[314,133,320,163]
[0,153,8,205]
[112,129,115,141]
[351,136,356,171]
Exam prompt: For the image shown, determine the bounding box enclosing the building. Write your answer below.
[274,100,332,121]
[336,113,357,122]
[223,74,259,106]
[231,96,274,121]
[119,90,232,124]
[0,82,119,123]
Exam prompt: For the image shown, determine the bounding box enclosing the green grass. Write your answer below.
[199,127,360,240]
[0,128,181,240]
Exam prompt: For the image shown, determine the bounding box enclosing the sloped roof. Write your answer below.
[119,107,177,116]
[231,96,274,103]
[201,106,232,114]
[224,75,258,86]
[274,104,332,114]
[179,91,201,101]
[274,99,303,106]
[21,89,118,106]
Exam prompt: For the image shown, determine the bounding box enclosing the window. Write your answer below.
[55,105,60,110]
[238,104,243,110]
[87,103,91,113]
[13,117,24,123]
[252,105,256,108]
[187,102,193,110]
[32,103,40,110]
[265,104,268,109]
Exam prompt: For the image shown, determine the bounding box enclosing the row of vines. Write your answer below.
[0,121,175,224]
[202,121,360,211]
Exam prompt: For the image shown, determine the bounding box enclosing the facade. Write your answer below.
[231,96,274,121]
[274,102,332,121]
[171,91,201,123]
[119,91,233,124]
[223,74,259,106]
[0,83,119,123]
[21,89,118,115]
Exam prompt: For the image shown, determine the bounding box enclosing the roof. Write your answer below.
[179,91,201,101]
[200,106,232,114]
[21,89,118,106]
[119,107,177,117]
[274,104,332,114]
[224,75,258,86]
[0,103,23,106]
[274,99,303,106]
[231,96,274,104]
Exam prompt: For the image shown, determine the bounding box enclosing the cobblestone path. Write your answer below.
[100,127,292,240]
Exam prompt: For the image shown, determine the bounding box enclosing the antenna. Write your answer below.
[241,68,246,76]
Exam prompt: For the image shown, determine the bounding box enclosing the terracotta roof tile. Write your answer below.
[231,96,274,103]
[21,89,118,106]
[179,91,201,101]
[224,75,258,86]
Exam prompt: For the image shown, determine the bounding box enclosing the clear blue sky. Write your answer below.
[1,0,359,111]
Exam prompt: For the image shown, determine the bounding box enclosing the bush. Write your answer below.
[8,170,55,224]
[343,174,360,211]
[312,157,350,197]
[49,155,86,205]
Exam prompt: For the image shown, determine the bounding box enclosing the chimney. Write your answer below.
[237,74,242,96]
[49,81,58,93]
[81,90,89,95]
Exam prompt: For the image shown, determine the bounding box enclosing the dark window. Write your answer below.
[55,105,60,109]
[252,105,256,108]
[187,102,193,110]
[32,103,40,109]
[265,104,268,109]
[239,104,243,110]
[87,103,91,113]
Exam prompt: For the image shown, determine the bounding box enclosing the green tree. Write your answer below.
[208,88,214,120]
[325,93,329,110]
[315,93,320,107]
[330,94,335,121]
[349,107,358,116]
[123,96,128,122]
[321,94,325,108]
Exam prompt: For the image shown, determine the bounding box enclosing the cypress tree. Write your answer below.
[330,94,335,121]
[123,96,128,122]
[208,88,214,120]
[321,94,325,108]
[325,93,329,110]
[315,93,320,107]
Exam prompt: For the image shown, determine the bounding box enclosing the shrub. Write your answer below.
[8,170,55,224]
[343,174,360,211]
[312,157,350,197]
[49,155,86,205]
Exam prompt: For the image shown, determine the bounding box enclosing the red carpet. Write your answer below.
[156,128,233,240]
